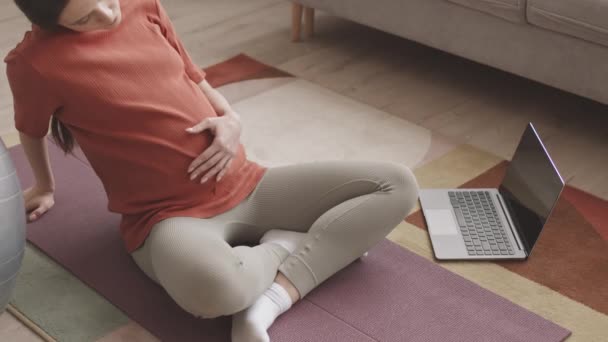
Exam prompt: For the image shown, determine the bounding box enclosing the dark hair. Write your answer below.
[50,110,75,154]
[13,0,69,30]
[14,0,75,154]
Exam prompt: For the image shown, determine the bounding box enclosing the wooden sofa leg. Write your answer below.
[303,7,315,39]
[292,3,303,42]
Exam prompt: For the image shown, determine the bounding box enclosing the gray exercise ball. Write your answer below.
[0,138,26,313]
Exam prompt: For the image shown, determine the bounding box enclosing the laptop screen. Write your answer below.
[498,124,564,254]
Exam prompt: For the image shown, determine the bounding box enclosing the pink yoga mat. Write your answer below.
[9,139,570,342]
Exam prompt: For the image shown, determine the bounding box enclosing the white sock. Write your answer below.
[259,229,307,254]
[232,282,293,342]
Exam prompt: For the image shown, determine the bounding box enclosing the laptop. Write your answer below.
[419,123,564,260]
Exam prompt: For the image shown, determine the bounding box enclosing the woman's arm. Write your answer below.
[186,80,242,183]
[197,80,240,120]
[19,132,55,192]
[19,132,56,222]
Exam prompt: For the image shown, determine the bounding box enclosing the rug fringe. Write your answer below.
[6,303,56,342]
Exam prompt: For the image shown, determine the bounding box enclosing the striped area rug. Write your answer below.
[4,55,605,341]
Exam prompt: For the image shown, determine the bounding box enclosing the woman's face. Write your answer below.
[58,0,122,32]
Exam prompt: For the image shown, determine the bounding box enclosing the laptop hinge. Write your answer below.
[496,193,526,255]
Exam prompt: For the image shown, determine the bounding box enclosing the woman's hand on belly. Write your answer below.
[185,111,242,183]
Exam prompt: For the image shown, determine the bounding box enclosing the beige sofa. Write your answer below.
[291,0,608,105]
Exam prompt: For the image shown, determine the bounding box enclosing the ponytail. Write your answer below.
[50,116,75,155]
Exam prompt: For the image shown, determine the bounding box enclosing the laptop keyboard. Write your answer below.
[448,191,515,256]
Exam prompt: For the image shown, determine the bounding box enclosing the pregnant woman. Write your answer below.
[6,0,420,340]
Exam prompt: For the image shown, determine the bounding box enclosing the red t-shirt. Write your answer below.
[5,0,267,253]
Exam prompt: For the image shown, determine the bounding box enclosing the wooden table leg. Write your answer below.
[292,3,303,42]
[303,7,315,39]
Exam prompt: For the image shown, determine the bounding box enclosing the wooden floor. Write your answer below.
[1,0,607,339]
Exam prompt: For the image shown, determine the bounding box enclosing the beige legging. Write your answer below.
[131,160,419,319]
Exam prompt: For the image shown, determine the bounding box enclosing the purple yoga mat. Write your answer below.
[9,139,571,342]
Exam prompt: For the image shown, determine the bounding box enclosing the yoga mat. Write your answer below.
[8,140,571,341]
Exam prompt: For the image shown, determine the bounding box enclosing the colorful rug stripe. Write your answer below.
[204,54,292,88]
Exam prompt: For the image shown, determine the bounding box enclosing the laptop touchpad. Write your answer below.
[425,210,459,235]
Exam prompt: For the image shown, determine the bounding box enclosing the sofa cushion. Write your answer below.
[446,0,527,23]
[527,0,608,48]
